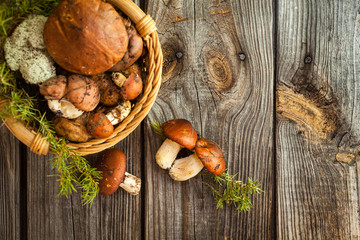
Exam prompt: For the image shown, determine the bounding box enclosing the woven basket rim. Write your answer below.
[1,0,163,156]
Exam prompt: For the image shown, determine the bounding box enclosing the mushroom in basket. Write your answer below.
[43,0,129,75]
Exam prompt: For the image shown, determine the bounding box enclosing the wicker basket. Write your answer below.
[1,0,163,156]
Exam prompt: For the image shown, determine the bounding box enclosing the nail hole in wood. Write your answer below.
[238,52,246,61]
[304,56,312,64]
[176,51,183,59]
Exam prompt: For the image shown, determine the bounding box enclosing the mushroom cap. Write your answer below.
[87,113,114,138]
[162,119,197,150]
[39,75,67,99]
[195,138,225,176]
[65,75,100,111]
[108,18,143,72]
[96,149,127,196]
[119,72,143,101]
[43,0,129,75]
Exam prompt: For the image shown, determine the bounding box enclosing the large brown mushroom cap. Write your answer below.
[162,119,197,150]
[44,0,129,75]
[96,149,127,196]
[195,138,225,176]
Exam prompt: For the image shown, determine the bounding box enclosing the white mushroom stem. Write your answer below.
[155,138,183,169]
[106,100,131,125]
[112,72,127,88]
[120,172,141,195]
[169,154,204,181]
[47,99,84,119]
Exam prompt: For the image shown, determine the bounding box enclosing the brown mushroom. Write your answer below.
[195,138,225,176]
[87,113,114,139]
[53,117,92,142]
[96,149,141,196]
[120,72,143,101]
[39,75,67,99]
[169,138,225,181]
[43,0,129,75]
[65,75,100,111]
[108,19,143,72]
[92,73,121,106]
[155,119,197,169]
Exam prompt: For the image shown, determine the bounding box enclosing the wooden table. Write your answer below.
[1,0,360,239]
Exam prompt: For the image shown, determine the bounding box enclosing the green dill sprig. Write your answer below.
[208,171,262,211]
[0,62,101,205]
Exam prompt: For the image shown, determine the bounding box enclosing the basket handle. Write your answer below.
[107,0,157,38]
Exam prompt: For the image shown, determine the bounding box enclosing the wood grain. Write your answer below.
[25,1,144,239]
[26,128,143,240]
[0,126,21,240]
[144,0,274,239]
[277,0,360,238]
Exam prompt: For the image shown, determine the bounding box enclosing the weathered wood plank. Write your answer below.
[26,128,143,240]
[277,0,360,238]
[144,0,274,239]
[25,0,144,238]
[0,126,21,240]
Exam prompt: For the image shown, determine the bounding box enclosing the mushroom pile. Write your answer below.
[155,119,226,181]
[3,0,146,143]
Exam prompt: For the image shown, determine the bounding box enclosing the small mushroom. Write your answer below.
[87,113,114,139]
[155,119,197,169]
[65,75,100,111]
[92,73,122,106]
[105,100,132,125]
[48,99,84,119]
[112,72,143,101]
[169,138,225,181]
[39,75,67,99]
[96,148,141,196]
[53,117,92,142]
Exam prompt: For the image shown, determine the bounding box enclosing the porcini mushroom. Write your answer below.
[112,72,143,101]
[108,19,143,72]
[44,0,129,75]
[87,113,114,139]
[169,138,225,181]
[39,75,67,99]
[65,75,100,112]
[155,119,197,169]
[48,99,84,119]
[105,100,132,125]
[96,148,141,195]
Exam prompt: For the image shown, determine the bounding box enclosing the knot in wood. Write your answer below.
[208,57,228,82]
[204,48,233,93]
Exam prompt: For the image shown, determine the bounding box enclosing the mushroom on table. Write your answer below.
[169,138,225,181]
[96,148,141,195]
[155,119,198,169]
